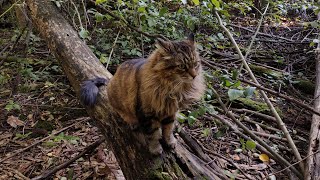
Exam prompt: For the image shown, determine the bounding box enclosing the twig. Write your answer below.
[241,78,320,117]
[106,30,120,69]
[251,131,287,141]
[228,24,294,42]
[231,108,276,123]
[31,137,105,180]
[237,3,269,78]
[214,9,304,175]
[209,89,302,178]
[0,117,90,163]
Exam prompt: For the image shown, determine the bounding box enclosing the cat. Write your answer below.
[81,34,206,155]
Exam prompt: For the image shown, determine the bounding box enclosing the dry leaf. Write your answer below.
[7,115,25,128]
[259,153,270,162]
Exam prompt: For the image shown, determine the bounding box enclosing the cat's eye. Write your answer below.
[178,64,185,69]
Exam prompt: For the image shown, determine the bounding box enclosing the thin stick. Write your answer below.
[214,9,304,175]
[237,3,269,78]
[229,24,294,42]
[31,137,105,180]
[0,117,90,163]
[106,30,120,69]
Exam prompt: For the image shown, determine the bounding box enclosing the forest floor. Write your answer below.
[0,9,317,180]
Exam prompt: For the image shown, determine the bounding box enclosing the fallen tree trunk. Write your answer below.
[26,0,224,179]
[305,39,320,179]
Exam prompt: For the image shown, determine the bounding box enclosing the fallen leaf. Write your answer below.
[7,116,25,128]
[231,154,241,161]
[259,154,270,162]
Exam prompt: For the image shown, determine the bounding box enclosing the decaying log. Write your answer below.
[26,0,224,179]
[305,40,320,179]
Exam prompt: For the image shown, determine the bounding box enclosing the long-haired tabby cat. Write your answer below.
[81,34,206,155]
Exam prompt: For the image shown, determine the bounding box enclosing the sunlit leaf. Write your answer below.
[192,0,200,5]
[211,0,220,8]
[95,0,107,4]
[259,154,270,162]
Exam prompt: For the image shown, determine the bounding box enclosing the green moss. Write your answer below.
[249,64,283,79]
[148,171,172,180]
[172,162,183,177]
[237,98,282,117]
[293,79,315,95]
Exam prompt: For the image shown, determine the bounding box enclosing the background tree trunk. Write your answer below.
[26,0,224,179]
[305,38,320,179]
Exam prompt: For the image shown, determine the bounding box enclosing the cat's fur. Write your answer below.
[81,34,206,155]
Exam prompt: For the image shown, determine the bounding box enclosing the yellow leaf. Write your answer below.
[259,154,270,162]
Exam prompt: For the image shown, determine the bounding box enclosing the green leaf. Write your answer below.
[202,128,211,137]
[138,7,146,13]
[246,140,256,150]
[187,116,196,125]
[159,7,168,16]
[79,28,89,39]
[211,0,220,8]
[198,106,206,116]
[228,89,244,101]
[177,112,187,123]
[192,0,200,5]
[95,12,104,22]
[231,69,239,80]
[232,81,241,88]
[244,87,256,98]
[95,0,107,4]
[206,105,218,115]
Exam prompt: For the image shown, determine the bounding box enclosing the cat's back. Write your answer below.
[107,58,146,121]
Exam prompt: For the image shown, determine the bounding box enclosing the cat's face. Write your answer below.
[153,35,202,83]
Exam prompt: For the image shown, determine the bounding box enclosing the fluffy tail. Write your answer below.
[80,77,108,106]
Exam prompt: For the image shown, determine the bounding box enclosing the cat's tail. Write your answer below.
[80,77,108,106]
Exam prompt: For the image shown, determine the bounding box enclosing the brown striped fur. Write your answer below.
[107,35,206,154]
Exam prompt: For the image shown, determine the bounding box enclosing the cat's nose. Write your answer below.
[188,68,197,79]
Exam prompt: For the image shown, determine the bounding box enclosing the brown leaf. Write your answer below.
[7,115,25,128]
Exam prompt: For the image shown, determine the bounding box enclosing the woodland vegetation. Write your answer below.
[0,0,319,179]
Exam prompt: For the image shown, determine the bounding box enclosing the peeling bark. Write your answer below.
[26,0,224,179]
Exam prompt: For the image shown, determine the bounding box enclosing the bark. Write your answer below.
[305,41,320,179]
[26,0,224,179]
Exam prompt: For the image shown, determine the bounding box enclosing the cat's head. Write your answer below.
[152,34,202,83]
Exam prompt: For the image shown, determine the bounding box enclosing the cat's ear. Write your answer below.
[156,38,173,53]
[187,33,196,46]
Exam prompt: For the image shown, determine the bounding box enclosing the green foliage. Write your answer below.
[239,139,256,151]
[15,132,32,139]
[53,132,80,145]
[5,100,21,111]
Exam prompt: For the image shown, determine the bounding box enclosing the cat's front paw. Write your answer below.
[165,135,177,149]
